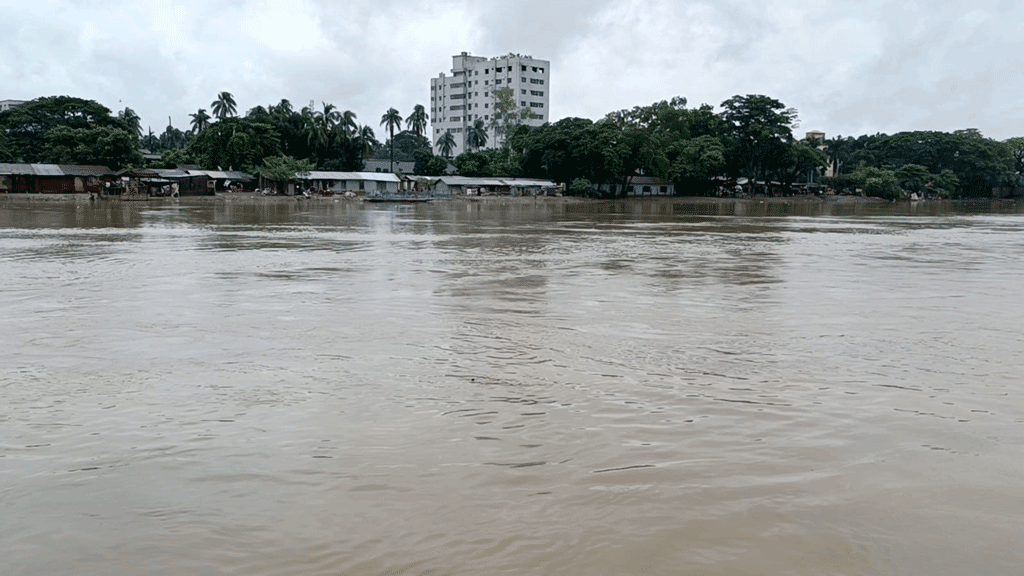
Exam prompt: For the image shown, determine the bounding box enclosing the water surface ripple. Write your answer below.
[2,198,1024,575]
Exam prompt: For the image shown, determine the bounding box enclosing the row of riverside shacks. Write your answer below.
[0,164,114,194]
[0,164,256,196]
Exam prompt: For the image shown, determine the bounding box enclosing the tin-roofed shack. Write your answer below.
[116,168,211,197]
[184,170,255,193]
[433,176,560,196]
[0,164,114,194]
[296,172,401,196]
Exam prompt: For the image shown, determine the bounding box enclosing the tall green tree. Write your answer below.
[255,155,314,193]
[190,109,211,134]
[720,94,798,194]
[211,92,237,120]
[405,105,429,138]
[467,118,488,151]
[187,117,280,170]
[0,96,127,163]
[45,125,143,169]
[436,131,456,158]
[380,107,403,171]
[118,107,142,138]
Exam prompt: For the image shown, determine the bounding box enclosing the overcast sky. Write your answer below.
[4,0,1022,141]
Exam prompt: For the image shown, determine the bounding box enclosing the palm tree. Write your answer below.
[302,105,329,162]
[189,109,211,134]
[437,131,456,158]
[467,118,488,152]
[356,125,379,163]
[118,107,142,138]
[270,99,293,118]
[380,107,403,172]
[405,104,428,138]
[211,92,237,120]
[321,102,341,130]
[340,110,358,139]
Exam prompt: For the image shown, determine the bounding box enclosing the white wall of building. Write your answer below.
[430,52,550,157]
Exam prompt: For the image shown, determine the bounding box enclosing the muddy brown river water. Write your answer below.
[2,196,1024,575]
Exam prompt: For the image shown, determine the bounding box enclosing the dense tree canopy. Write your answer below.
[3,92,1023,200]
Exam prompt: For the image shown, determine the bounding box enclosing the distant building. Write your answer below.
[0,99,28,112]
[430,52,550,157]
[805,130,826,144]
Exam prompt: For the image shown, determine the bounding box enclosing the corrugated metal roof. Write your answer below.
[31,164,64,176]
[437,176,557,187]
[0,163,34,175]
[299,171,400,182]
[185,170,254,180]
[58,165,114,176]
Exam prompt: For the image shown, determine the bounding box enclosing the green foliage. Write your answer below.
[0,96,129,163]
[436,132,456,158]
[255,155,315,188]
[159,147,196,168]
[567,178,594,197]
[211,92,237,120]
[381,130,431,162]
[187,117,281,170]
[413,148,449,176]
[405,105,428,138]
[453,151,493,177]
[44,125,143,169]
[490,87,531,147]
[720,94,799,191]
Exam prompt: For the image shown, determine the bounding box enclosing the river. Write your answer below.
[2,196,1023,575]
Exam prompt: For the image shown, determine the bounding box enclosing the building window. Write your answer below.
[521,101,526,106]
[532,66,537,72]
[484,91,488,97]
[529,102,544,108]
[484,68,489,73]
[495,79,501,84]
[521,77,526,82]
[484,103,488,108]
[539,67,544,73]
[531,90,543,96]
[521,65,526,71]
[450,94,464,99]
[530,78,544,85]
[496,67,502,72]
[451,116,460,121]
[521,89,526,94]
[475,70,479,75]
[450,105,463,110]
[484,80,488,85]
[484,115,489,120]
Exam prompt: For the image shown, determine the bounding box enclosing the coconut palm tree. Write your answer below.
[302,105,329,162]
[405,104,428,138]
[467,118,488,152]
[321,102,341,130]
[270,99,293,117]
[189,109,211,134]
[340,110,358,139]
[211,92,237,120]
[380,107,403,172]
[356,125,379,163]
[118,107,142,138]
[437,131,456,158]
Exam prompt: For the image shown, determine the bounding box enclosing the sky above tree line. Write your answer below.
[3,0,1021,141]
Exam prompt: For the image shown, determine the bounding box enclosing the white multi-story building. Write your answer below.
[430,52,550,157]
[0,99,28,112]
